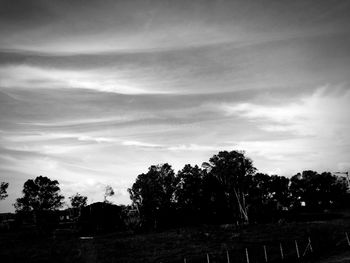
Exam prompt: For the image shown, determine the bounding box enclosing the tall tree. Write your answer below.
[14,176,64,212]
[244,173,271,222]
[290,170,347,210]
[245,173,271,206]
[128,163,177,228]
[201,171,228,223]
[268,175,290,208]
[175,165,204,223]
[203,150,256,223]
[0,182,9,200]
[289,172,306,208]
[175,164,203,210]
[246,174,291,222]
[69,193,88,208]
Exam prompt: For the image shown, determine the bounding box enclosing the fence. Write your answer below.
[165,231,350,263]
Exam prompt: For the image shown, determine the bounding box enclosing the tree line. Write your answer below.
[129,151,348,228]
[1,150,348,230]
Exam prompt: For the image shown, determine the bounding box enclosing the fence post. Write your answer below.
[346,232,350,247]
[308,237,313,253]
[295,240,300,259]
[303,237,313,256]
[245,248,250,263]
[279,243,284,260]
[226,250,230,263]
[263,245,268,262]
[207,253,210,263]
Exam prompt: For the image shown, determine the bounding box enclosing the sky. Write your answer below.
[1,0,350,212]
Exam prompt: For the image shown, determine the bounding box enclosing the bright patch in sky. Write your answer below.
[0,0,350,212]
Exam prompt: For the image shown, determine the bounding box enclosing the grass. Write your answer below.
[2,219,350,262]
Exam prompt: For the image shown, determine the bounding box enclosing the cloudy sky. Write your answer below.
[1,0,350,212]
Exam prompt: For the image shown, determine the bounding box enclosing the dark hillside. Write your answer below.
[2,219,350,263]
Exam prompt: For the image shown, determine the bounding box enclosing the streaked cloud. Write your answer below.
[222,86,350,138]
[1,0,350,212]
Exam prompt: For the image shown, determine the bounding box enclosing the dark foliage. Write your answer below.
[290,170,348,211]
[14,176,64,212]
[128,163,178,229]
[10,151,350,233]
[69,193,88,209]
[128,151,348,228]
[0,181,9,200]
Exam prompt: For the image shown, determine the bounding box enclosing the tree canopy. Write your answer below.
[128,150,349,228]
[203,150,257,223]
[0,182,9,200]
[8,150,349,230]
[128,163,177,227]
[290,171,347,210]
[175,164,204,212]
[69,193,88,208]
[14,176,64,212]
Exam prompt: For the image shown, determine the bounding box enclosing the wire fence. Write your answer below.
[162,230,350,263]
[4,222,350,262]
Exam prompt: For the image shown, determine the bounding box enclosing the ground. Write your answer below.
[316,251,350,263]
[2,219,350,262]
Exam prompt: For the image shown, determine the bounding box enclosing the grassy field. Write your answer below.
[2,219,350,263]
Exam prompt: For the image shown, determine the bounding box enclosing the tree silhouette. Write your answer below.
[14,176,64,212]
[175,165,203,210]
[69,193,88,208]
[175,164,205,223]
[123,150,350,227]
[0,182,9,200]
[268,175,290,208]
[244,173,290,222]
[203,150,256,223]
[290,170,347,210]
[201,171,228,223]
[128,163,177,228]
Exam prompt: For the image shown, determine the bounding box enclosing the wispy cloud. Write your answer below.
[121,140,162,148]
[1,0,350,212]
[1,0,349,53]
[0,65,155,94]
[221,86,350,138]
